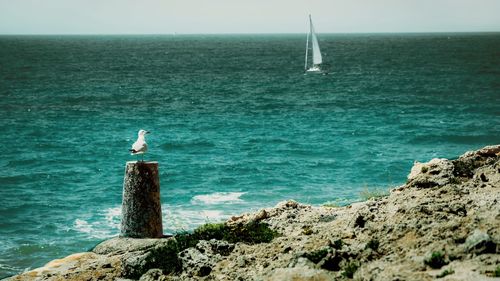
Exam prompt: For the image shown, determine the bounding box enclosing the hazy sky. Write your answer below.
[1,0,499,34]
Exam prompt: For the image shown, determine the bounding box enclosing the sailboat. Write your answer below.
[304,15,325,74]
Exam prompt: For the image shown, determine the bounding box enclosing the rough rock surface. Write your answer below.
[177,239,234,277]
[121,161,163,238]
[6,145,500,281]
[407,158,455,188]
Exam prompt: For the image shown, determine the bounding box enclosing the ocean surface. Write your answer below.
[0,33,499,278]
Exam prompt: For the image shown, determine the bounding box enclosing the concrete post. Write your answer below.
[120,161,163,238]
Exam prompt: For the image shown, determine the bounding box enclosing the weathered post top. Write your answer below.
[121,161,163,238]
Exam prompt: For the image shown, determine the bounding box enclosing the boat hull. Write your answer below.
[305,65,325,74]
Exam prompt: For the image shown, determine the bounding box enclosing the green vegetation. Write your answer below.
[169,221,279,273]
[175,221,279,250]
[365,239,379,251]
[122,222,278,278]
[342,261,359,279]
[228,221,280,244]
[194,222,227,240]
[424,251,448,269]
[304,248,330,263]
[437,268,454,278]
[494,265,500,277]
[331,239,343,250]
[359,187,389,201]
[421,166,429,173]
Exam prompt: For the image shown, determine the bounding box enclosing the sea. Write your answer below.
[0,33,499,278]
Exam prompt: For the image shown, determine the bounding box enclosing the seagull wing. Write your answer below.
[131,140,148,154]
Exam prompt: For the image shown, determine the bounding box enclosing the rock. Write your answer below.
[267,266,333,281]
[6,144,500,281]
[407,158,455,188]
[121,251,150,278]
[93,237,173,255]
[177,239,234,277]
[464,230,496,254]
[119,238,180,279]
[237,255,248,267]
[178,247,213,277]
[139,269,167,281]
[6,252,122,281]
[462,145,500,158]
[453,144,500,178]
[203,239,235,256]
[254,209,268,221]
[448,203,467,217]
[276,200,300,209]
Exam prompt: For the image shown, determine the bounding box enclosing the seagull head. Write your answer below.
[138,129,150,137]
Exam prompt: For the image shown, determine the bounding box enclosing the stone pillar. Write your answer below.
[121,161,163,238]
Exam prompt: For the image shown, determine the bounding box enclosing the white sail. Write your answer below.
[309,17,322,65]
[304,15,324,73]
[304,28,310,71]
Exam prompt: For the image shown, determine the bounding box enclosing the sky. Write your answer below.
[1,0,499,34]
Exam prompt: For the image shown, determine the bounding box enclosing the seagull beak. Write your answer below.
[146,131,150,134]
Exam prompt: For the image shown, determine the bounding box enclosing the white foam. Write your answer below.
[162,208,230,233]
[191,192,246,205]
[200,210,225,220]
[104,207,121,229]
[73,204,237,238]
[73,207,122,239]
[0,262,21,271]
[73,219,93,234]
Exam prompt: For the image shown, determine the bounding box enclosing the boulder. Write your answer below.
[407,158,454,188]
[91,237,181,279]
[453,144,500,178]
[464,229,496,254]
[93,237,173,255]
[177,239,234,277]
[178,247,213,277]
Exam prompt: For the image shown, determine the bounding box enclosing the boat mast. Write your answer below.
[304,15,310,71]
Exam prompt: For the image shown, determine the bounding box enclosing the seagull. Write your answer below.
[129,129,150,161]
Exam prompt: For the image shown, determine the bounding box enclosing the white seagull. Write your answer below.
[129,129,150,161]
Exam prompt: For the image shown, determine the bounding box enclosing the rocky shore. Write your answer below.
[6,145,500,281]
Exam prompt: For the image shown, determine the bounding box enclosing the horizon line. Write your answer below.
[1,31,499,36]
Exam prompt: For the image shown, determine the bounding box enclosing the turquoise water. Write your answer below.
[0,33,499,277]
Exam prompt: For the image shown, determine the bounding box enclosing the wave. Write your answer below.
[72,207,122,240]
[104,207,121,230]
[0,263,20,271]
[163,208,231,233]
[73,219,93,234]
[72,205,236,238]
[191,192,246,205]
[73,219,115,240]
